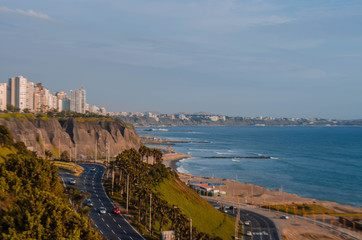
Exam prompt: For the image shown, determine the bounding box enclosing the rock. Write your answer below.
[0,117,140,159]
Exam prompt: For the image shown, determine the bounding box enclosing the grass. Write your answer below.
[74,117,114,123]
[264,203,337,215]
[155,176,235,239]
[0,113,35,121]
[52,160,84,175]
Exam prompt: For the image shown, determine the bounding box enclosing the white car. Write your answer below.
[99,206,106,214]
[280,215,289,219]
[244,220,251,226]
[69,178,76,185]
[246,231,252,236]
[90,167,96,172]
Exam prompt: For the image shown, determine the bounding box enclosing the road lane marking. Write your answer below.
[106,224,110,228]
[118,237,122,240]
[123,230,127,234]
[95,224,98,228]
[129,237,133,240]
[100,230,103,234]
[113,218,116,222]
[102,218,105,222]
[118,224,121,228]
[111,230,115,234]
[108,213,111,216]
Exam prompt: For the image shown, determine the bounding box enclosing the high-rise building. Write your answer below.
[56,91,68,112]
[7,77,16,106]
[27,82,34,111]
[7,76,33,111]
[15,76,28,111]
[70,87,86,113]
[0,83,7,111]
[33,83,48,112]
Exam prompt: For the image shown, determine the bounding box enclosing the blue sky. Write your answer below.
[1,0,362,119]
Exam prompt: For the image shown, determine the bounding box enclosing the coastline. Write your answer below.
[162,153,362,214]
[162,154,362,240]
[162,152,191,170]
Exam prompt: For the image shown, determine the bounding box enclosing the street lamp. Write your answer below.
[173,205,192,240]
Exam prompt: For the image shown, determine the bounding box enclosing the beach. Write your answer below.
[162,154,362,240]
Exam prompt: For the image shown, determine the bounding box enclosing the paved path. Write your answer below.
[60,164,144,240]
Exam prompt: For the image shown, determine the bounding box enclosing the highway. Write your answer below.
[206,199,280,240]
[59,164,144,240]
[239,209,279,240]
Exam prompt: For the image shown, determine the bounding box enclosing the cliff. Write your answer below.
[0,117,140,159]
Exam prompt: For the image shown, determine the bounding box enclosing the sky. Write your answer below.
[1,0,362,119]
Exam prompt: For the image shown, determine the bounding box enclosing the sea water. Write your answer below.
[137,126,362,207]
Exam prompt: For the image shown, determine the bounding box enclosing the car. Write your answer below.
[280,215,289,219]
[113,207,120,214]
[99,206,107,214]
[246,231,252,236]
[86,199,93,207]
[90,167,96,172]
[244,220,251,226]
[69,178,76,185]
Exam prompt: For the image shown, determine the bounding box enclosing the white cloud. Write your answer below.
[0,6,52,20]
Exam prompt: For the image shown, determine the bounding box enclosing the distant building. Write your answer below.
[100,107,106,115]
[7,77,16,107]
[33,83,49,112]
[56,91,67,112]
[7,76,35,111]
[0,83,7,111]
[62,98,70,111]
[70,87,86,113]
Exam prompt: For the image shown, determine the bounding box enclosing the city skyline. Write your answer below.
[1,1,362,119]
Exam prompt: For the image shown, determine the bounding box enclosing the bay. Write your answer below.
[137,126,362,207]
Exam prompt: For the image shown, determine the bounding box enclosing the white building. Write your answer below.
[0,83,7,111]
[7,76,33,111]
[70,88,86,113]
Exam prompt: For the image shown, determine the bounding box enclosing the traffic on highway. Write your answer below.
[60,164,144,240]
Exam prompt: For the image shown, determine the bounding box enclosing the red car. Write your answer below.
[113,207,120,214]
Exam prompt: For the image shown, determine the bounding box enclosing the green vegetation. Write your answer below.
[156,177,235,239]
[52,160,84,175]
[0,111,124,124]
[108,146,234,239]
[0,125,101,239]
[264,203,337,215]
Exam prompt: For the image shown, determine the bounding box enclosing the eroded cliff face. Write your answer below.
[0,118,140,159]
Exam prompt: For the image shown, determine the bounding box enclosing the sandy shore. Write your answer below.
[162,154,362,240]
[162,152,191,169]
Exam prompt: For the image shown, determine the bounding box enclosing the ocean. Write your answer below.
[137,126,362,207]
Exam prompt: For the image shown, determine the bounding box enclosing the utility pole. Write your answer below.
[190,218,192,240]
[106,139,109,178]
[126,174,129,213]
[58,136,60,159]
[74,144,77,172]
[111,161,114,196]
[149,193,152,237]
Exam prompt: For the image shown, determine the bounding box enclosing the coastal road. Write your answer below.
[206,198,280,240]
[59,164,144,240]
[239,209,279,240]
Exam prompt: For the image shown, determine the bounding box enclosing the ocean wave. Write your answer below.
[232,159,240,162]
[176,165,190,174]
[270,157,279,160]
